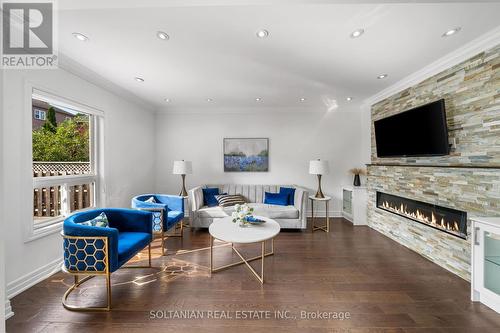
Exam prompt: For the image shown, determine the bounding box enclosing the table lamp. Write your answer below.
[309,159,329,198]
[173,160,192,197]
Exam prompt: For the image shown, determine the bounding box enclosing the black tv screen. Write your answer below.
[374,99,449,157]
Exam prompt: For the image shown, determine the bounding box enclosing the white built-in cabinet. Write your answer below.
[342,187,367,226]
[471,217,500,313]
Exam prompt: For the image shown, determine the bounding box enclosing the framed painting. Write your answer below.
[223,138,269,172]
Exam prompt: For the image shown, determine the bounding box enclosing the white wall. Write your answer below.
[155,109,365,215]
[2,67,156,305]
[1,67,6,331]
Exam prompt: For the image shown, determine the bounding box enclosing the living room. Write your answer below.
[1,1,500,332]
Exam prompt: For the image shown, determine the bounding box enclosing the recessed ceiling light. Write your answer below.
[346,97,353,101]
[207,98,213,102]
[164,98,171,102]
[442,27,461,37]
[350,29,364,38]
[377,74,388,79]
[72,32,89,41]
[134,77,144,82]
[300,97,306,102]
[255,97,262,102]
[256,29,269,39]
[157,31,169,40]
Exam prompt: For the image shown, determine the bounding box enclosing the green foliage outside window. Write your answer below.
[32,115,90,162]
[42,107,57,133]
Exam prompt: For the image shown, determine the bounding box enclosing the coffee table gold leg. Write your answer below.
[209,236,213,275]
[210,238,276,284]
[261,241,265,283]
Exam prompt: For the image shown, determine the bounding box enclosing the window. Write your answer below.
[34,108,46,120]
[30,88,103,236]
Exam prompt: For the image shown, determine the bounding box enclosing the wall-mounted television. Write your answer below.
[374,99,449,158]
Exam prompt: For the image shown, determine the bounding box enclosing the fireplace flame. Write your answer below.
[381,200,460,233]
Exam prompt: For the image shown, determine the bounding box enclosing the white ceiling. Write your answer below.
[57,1,500,111]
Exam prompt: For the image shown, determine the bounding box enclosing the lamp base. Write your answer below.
[314,190,325,199]
[315,174,325,198]
[179,174,188,197]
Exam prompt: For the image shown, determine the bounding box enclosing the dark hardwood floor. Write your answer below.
[6,218,500,332]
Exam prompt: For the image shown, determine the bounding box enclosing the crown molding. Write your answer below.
[58,0,500,10]
[156,103,363,114]
[363,25,500,108]
[58,52,157,113]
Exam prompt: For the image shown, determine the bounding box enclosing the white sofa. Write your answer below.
[188,184,309,229]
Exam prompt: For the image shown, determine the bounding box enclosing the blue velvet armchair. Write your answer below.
[61,208,153,311]
[131,194,185,255]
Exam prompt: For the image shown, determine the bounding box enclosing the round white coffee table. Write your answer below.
[209,216,280,284]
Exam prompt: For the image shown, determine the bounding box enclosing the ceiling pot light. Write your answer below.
[377,74,388,79]
[300,97,306,102]
[255,97,262,102]
[442,27,461,37]
[346,97,353,101]
[134,77,145,82]
[256,29,269,39]
[207,98,213,102]
[157,31,170,40]
[350,29,364,38]
[164,98,171,102]
[72,32,89,41]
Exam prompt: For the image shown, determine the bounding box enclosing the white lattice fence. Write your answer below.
[33,162,91,177]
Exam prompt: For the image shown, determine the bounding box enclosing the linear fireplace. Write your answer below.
[376,192,467,239]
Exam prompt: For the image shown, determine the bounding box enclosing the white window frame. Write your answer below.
[33,108,46,120]
[26,85,105,241]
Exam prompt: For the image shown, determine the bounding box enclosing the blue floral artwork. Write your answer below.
[224,138,269,172]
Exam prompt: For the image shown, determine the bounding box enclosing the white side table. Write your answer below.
[309,195,332,232]
[181,195,190,227]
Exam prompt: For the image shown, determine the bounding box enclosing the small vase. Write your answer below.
[353,174,361,187]
[239,219,249,228]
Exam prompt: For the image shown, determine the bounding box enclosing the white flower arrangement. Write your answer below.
[231,203,254,226]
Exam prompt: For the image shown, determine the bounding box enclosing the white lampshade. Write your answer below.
[172,160,192,175]
[309,159,329,175]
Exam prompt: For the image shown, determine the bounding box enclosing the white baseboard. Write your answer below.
[7,257,62,300]
[5,300,13,320]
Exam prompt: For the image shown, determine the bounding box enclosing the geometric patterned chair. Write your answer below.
[131,194,185,255]
[61,208,153,311]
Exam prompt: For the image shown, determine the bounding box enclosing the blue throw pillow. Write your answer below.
[279,187,295,205]
[79,212,109,228]
[203,188,220,207]
[264,192,289,206]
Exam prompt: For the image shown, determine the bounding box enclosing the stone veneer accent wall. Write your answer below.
[371,45,500,166]
[367,44,500,281]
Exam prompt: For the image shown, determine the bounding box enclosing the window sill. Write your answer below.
[25,219,63,243]
[25,206,98,243]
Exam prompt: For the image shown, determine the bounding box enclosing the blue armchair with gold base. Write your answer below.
[131,194,185,255]
[61,208,153,311]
